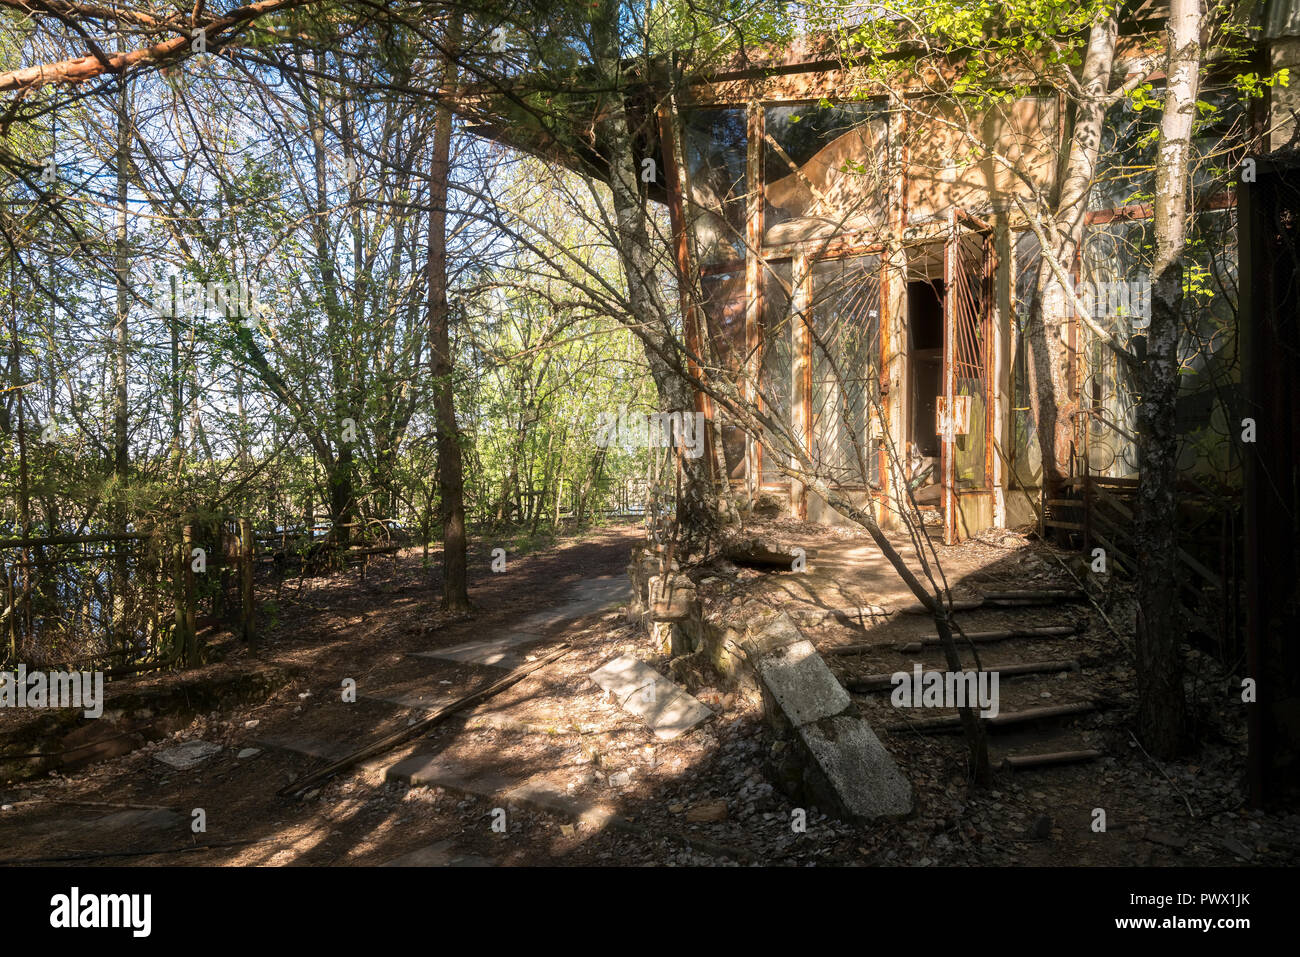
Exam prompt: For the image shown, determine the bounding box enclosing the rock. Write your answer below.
[1217,835,1254,860]
[686,800,729,823]
[154,740,222,770]
[1027,814,1053,839]
[647,574,698,622]
[243,719,260,729]
[608,770,632,788]
[237,748,262,760]
[1143,829,1189,850]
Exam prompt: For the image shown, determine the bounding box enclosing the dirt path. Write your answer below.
[1,526,731,866]
[1,523,1295,867]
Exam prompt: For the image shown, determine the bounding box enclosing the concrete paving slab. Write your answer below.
[254,735,354,762]
[589,654,712,739]
[385,754,518,794]
[89,808,184,832]
[519,577,628,632]
[503,779,617,829]
[380,750,751,861]
[412,577,629,669]
[361,688,458,711]
[381,839,495,867]
[413,634,538,669]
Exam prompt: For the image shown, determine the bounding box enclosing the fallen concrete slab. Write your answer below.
[751,614,913,821]
[589,654,713,740]
[754,639,852,726]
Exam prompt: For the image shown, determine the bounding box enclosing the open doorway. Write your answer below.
[905,242,946,503]
[908,277,943,459]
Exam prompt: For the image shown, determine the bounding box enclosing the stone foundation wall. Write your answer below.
[626,546,913,820]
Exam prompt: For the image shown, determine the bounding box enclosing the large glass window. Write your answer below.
[763,101,887,246]
[1091,86,1242,211]
[760,261,794,484]
[700,268,748,480]
[683,108,748,265]
[808,255,882,486]
[1011,229,1043,486]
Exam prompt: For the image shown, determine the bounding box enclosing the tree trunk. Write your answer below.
[112,72,132,654]
[328,446,354,550]
[1025,14,1119,504]
[428,9,471,614]
[591,0,718,553]
[1135,0,1199,758]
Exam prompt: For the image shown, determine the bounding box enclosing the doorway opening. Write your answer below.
[907,277,943,460]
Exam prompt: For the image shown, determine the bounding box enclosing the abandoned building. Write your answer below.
[670,48,1250,546]
[470,7,1297,551]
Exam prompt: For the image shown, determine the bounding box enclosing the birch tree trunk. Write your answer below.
[1026,13,1118,503]
[1135,0,1200,758]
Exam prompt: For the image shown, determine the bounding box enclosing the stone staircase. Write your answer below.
[807,587,1109,772]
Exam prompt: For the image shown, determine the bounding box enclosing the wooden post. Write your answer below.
[173,525,190,666]
[213,521,227,620]
[4,563,15,663]
[240,516,255,644]
[183,521,198,665]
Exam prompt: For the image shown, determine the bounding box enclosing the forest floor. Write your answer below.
[1,521,1297,867]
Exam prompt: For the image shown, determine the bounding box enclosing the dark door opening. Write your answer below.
[908,278,944,459]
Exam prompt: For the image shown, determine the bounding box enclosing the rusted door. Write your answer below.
[941,212,993,544]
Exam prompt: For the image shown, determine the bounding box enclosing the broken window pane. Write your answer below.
[1177,207,1240,480]
[1091,86,1242,211]
[1082,217,1152,476]
[764,101,888,246]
